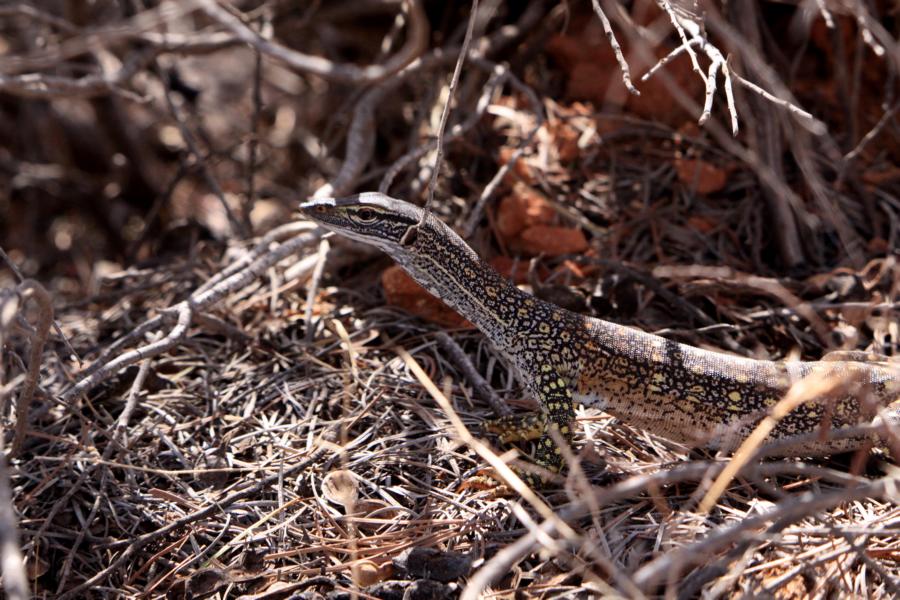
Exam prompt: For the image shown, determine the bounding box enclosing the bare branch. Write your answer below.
[194,0,429,84]
[10,280,52,457]
[592,0,639,95]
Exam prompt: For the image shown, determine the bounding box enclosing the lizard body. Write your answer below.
[300,193,900,475]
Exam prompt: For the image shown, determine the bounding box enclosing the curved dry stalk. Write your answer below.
[592,0,639,95]
[10,280,52,457]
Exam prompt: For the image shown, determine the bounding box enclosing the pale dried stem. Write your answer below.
[697,370,861,514]
[593,0,639,95]
[814,0,836,28]
[10,280,52,457]
[657,0,706,82]
[422,0,481,216]
[304,238,331,344]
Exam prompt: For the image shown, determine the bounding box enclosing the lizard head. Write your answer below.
[300,193,427,254]
[299,192,488,302]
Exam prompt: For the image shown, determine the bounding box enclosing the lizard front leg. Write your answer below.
[482,366,576,486]
[529,366,577,480]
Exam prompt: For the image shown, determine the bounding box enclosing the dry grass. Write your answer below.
[4,244,896,598]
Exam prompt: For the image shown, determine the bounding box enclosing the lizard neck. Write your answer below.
[387,217,536,349]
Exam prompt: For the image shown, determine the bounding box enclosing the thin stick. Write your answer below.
[593,0,639,95]
[656,0,706,83]
[733,73,820,127]
[434,331,510,417]
[422,0,480,215]
[304,238,330,344]
[11,280,52,457]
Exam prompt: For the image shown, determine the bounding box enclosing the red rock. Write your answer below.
[515,225,589,257]
[494,184,556,240]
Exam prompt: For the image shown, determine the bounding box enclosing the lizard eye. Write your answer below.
[355,208,377,222]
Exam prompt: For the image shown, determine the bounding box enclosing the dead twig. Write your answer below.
[195,0,428,84]
[593,0,639,96]
[10,280,52,457]
[434,331,510,418]
[421,0,482,216]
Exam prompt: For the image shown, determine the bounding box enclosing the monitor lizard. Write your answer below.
[300,193,900,482]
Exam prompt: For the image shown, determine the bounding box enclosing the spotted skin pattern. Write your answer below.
[301,194,900,481]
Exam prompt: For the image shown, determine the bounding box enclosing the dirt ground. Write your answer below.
[1,1,899,598]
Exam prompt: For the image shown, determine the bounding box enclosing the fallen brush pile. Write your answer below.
[1,228,897,598]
